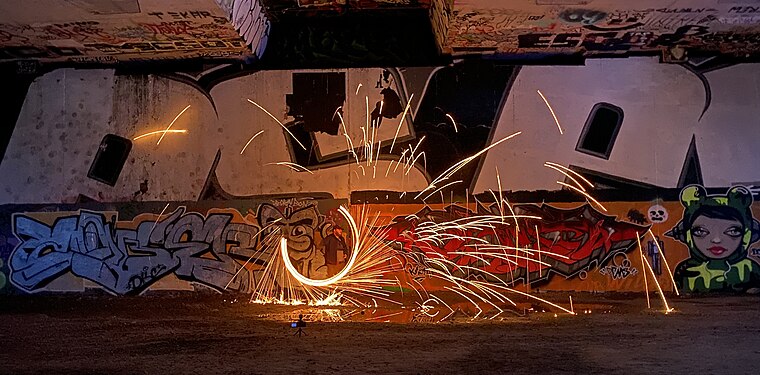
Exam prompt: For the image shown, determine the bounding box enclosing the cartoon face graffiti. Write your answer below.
[257,203,322,278]
[258,204,319,254]
[647,205,668,223]
[690,215,743,259]
[667,185,760,292]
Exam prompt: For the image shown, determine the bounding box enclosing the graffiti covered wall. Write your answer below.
[451,0,760,58]
[0,198,346,295]
[3,57,760,204]
[0,0,252,63]
[3,187,759,296]
[2,57,760,295]
[366,188,760,293]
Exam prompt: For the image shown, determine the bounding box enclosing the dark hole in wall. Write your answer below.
[286,72,346,135]
[87,134,132,186]
[282,61,516,190]
[576,103,624,159]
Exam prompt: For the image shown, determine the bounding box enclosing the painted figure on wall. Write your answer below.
[258,203,323,279]
[666,185,760,292]
[320,224,349,277]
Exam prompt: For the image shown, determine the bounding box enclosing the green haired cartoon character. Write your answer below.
[666,185,760,292]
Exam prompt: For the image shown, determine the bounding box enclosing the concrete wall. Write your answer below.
[0,67,427,204]
[2,57,759,203]
[474,59,760,192]
[2,57,760,296]
[2,190,760,295]
[0,0,249,62]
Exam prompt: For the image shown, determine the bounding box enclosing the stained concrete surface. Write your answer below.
[1,293,759,374]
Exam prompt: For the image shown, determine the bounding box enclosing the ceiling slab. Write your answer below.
[0,0,249,63]
[449,0,760,58]
[4,0,760,66]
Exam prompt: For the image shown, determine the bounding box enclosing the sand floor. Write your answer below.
[1,293,759,374]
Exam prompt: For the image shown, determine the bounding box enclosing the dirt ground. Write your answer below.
[1,292,759,375]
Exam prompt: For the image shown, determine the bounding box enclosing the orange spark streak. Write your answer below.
[389,94,413,153]
[148,203,170,236]
[535,225,542,278]
[246,99,306,151]
[648,229,679,295]
[445,113,458,133]
[422,180,462,201]
[545,162,593,188]
[536,90,563,135]
[569,296,574,314]
[156,104,191,145]
[637,233,651,309]
[556,181,607,212]
[266,162,314,174]
[544,163,585,192]
[415,132,521,199]
[638,232,674,313]
[240,130,264,154]
[133,129,187,141]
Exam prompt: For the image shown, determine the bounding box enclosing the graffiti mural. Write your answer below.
[599,252,638,280]
[0,3,248,62]
[257,203,323,278]
[666,185,760,292]
[451,3,760,57]
[5,199,342,295]
[647,236,665,276]
[375,203,648,285]
[647,205,669,224]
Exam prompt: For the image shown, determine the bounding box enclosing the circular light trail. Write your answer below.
[280,206,360,287]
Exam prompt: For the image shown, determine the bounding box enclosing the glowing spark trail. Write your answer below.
[422,180,462,201]
[638,233,652,309]
[569,295,574,314]
[544,163,585,192]
[266,162,314,174]
[148,203,170,236]
[240,130,264,154]
[415,131,521,199]
[545,162,594,188]
[246,99,306,151]
[537,90,563,135]
[223,219,283,290]
[638,232,674,313]
[648,229,680,295]
[355,83,362,95]
[156,105,191,145]
[133,129,187,141]
[281,206,359,287]
[389,94,413,153]
[445,113,459,133]
[535,225,542,278]
[556,181,607,212]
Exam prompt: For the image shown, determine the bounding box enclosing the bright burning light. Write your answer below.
[280,206,360,287]
[537,90,563,135]
[157,104,191,145]
[133,129,187,141]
